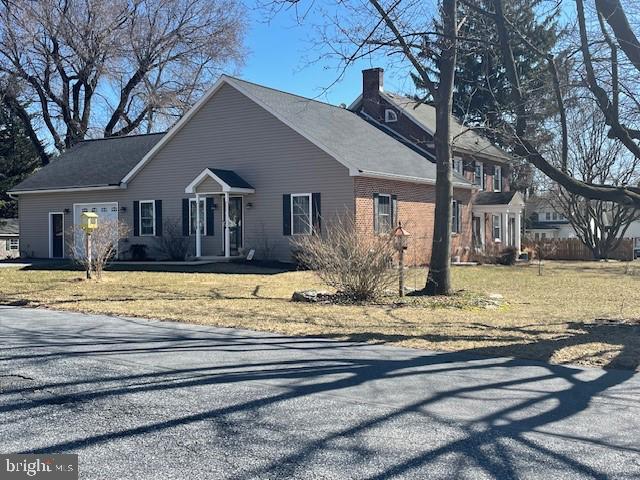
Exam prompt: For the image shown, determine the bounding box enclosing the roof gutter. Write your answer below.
[8,184,124,195]
[353,169,475,189]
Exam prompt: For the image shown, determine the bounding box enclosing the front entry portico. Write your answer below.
[472,191,525,253]
[185,168,254,258]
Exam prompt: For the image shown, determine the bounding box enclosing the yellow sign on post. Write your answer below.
[81,212,98,233]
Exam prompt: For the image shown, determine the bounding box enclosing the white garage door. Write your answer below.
[73,202,119,256]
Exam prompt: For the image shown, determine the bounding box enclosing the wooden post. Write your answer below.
[399,246,405,297]
[86,232,92,279]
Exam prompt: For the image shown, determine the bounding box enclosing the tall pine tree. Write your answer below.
[414,0,559,194]
[454,0,559,193]
[454,0,557,137]
[0,105,42,217]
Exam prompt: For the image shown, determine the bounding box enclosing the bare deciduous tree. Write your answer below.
[270,0,460,294]
[470,0,640,207]
[550,107,640,259]
[69,219,129,279]
[0,0,246,165]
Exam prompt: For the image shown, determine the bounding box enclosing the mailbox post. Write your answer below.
[81,212,98,279]
[392,222,411,297]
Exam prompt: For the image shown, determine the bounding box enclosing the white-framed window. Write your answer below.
[384,109,398,123]
[139,200,155,236]
[494,166,502,192]
[552,211,559,220]
[453,157,463,175]
[291,193,312,235]
[545,211,551,221]
[474,162,484,190]
[189,198,206,236]
[492,214,502,241]
[451,200,461,234]
[375,194,393,234]
[6,238,18,250]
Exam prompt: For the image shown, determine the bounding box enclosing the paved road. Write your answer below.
[1,307,639,479]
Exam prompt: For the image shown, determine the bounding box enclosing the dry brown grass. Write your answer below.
[0,261,639,370]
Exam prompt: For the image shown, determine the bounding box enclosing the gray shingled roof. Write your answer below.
[226,76,471,187]
[382,92,511,162]
[474,191,519,205]
[209,168,254,189]
[10,133,165,193]
[0,218,18,235]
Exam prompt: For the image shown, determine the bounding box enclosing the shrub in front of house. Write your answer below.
[291,215,396,301]
[498,246,518,265]
[154,218,190,261]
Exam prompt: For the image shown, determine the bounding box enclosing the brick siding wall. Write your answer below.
[354,177,473,266]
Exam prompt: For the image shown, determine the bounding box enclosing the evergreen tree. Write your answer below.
[453,0,558,147]
[413,0,559,194]
[0,105,42,217]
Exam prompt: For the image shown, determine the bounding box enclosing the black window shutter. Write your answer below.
[312,193,321,234]
[182,199,190,236]
[133,201,139,236]
[283,194,291,236]
[205,197,214,236]
[373,193,379,234]
[155,200,162,236]
[391,194,398,228]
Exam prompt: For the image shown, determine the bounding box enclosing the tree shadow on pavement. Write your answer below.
[0,313,638,479]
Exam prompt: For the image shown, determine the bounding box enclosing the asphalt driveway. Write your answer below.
[1,306,639,479]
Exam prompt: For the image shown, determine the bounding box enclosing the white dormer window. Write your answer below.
[384,109,398,123]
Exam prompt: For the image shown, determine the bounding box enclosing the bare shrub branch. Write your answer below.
[291,215,397,300]
[69,219,129,279]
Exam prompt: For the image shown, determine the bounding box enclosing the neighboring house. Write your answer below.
[526,195,640,258]
[525,196,575,240]
[0,219,19,259]
[10,69,522,264]
[350,68,524,258]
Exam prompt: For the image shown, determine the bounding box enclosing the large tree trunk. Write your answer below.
[425,0,457,296]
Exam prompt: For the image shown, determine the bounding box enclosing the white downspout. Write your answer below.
[224,192,230,258]
[503,212,509,246]
[195,193,201,258]
[515,211,522,253]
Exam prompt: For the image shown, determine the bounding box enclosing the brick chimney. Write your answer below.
[361,68,384,121]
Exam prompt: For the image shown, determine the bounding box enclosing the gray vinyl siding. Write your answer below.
[17,83,354,261]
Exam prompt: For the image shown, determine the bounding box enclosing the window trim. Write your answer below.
[453,157,463,175]
[384,109,398,123]
[494,166,502,192]
[451,200,461,234]
[375,193,393,234]
[139,200,156,236]
[492,214,502,241]
[7,238,18,250]
[291,193,313,236]
[188,197,206,236]
[474,162,484,190]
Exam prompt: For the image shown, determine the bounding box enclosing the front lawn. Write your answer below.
[1,261,639,370]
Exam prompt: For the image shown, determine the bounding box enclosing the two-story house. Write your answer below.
[10,69,524,264]
[349,68,524,260]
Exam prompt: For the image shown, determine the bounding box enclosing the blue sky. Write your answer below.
[239,4,417,106]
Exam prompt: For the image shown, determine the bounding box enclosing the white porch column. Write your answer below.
[503,212,509,246]
[224,192,230,258]
[515,211,522,252]
[195,193,202,258]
